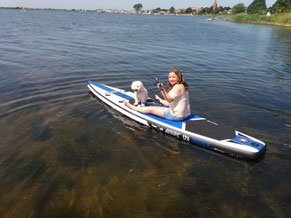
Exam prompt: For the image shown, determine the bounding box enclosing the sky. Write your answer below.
[0,0,277,11]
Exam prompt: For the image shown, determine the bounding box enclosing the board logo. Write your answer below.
[239,138,248,143]
[149,122,185,140]
[165,128,181,138]
[191,138,210,148]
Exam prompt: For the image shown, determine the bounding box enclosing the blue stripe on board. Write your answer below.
[88,81,133,101]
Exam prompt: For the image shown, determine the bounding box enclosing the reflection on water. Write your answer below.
[0,10,290,217]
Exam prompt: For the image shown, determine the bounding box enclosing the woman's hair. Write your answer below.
[167,68,188,91]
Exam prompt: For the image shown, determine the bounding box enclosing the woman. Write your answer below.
[125,68,191,121]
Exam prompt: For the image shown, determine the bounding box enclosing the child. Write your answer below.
[125,68,191,121]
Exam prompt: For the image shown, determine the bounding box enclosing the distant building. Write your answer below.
[177,8,185,13]
[223,9,232,14]
[96,9,104,13]
[119,9,128,14]
[213,0,217,10]
[195,8,203,13]
[190,7,203,13]
[106,9,112,13]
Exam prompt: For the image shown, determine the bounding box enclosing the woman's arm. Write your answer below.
[157,82,173,103]
[155,95,169,106]
[160,88,173,103]
[159,84,183,103]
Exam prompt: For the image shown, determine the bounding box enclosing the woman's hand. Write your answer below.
[155,94,169,106]
[155,95,161,101]
[157,82,164,90]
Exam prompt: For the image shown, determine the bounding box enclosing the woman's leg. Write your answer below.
[125,102,165,118]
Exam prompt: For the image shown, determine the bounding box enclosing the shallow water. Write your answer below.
[0,10,290,217]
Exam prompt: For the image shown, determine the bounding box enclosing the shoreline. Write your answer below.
[229,20,291,27]
[227,12,291,28]
[2,8,291,27]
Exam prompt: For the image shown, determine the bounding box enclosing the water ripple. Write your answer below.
[0,10,291,217]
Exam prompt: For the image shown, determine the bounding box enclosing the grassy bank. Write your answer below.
[229,12,291,26]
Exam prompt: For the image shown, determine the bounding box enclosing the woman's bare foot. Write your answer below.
[124,101,137,111]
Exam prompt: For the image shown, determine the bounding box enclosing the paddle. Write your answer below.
[154,77,162,104]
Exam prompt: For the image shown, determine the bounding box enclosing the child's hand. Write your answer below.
[157,82,164,90]
[155,95,161,104]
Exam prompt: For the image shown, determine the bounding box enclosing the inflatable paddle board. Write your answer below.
[88,81,266,160]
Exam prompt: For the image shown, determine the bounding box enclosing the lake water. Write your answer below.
[0,9,290,217]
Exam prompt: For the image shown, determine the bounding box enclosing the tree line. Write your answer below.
[134,0,291,15]
[133,3,230,14]
[232,0,291,14]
